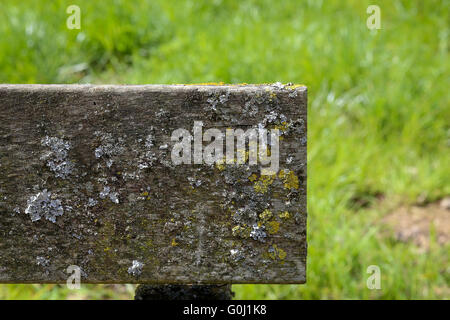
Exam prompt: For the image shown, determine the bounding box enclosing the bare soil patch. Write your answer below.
[382,197,450,250]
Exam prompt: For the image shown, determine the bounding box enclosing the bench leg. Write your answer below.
[134,284,234,300]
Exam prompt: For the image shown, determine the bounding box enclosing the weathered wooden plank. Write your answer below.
[0,84,307,284]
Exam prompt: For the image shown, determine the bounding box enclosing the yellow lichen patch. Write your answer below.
[215,157,226,171]
[171,238,178,247]
[248,173,258,182]
[274,121,290,133]
[278,211,291,220]
[278,169,299,190]
[266,220,280,235]
[232,225,251,238]
[269,91,277,101]
[182,82,225,86]
[180,82,251,86]
[259,209,273,223]
[267,251,276,260]
[278,248,287,260]
[284,171,299,189]
[253,174,276,193]
[285,84,305,90]
[267,244,287,261]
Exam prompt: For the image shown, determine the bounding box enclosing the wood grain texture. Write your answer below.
[0,84,307,284]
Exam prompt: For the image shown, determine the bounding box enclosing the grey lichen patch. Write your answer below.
[262,111,287,128]
[94,132,125,168]
[300,136,307,146]
[233,206,258,226]
[250,223,267,242]
[136,130,157,171]
[204,90,233,121]
[144,133,155,148]
[99,186,119,204]
[24,189,64,223]
[229,249,245,262]
[40,136,73,179]
[271,82,285,90]
[36,256,50,267]
[128,260,144,277]
[206,91,230,113]
[243,100,259,117]
[243,92,270,118]
[187,177,202,188]
[138,150,157,170]
[87,198,98,207]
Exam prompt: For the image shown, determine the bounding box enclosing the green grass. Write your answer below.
[0,0,448,299]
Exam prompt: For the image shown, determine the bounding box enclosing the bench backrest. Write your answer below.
[0,84,307,284]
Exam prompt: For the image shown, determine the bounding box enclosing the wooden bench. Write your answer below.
[0,84,307,299]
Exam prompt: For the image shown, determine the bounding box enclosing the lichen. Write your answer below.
[272,82,285,89]
[36,256,50,267]
[87,198,98,207]
[278,169,299,190]
[128,260,144,277]
[250,223,266,242]
[273,121,290,133]
[267,244,287,261]
[259,209,273,223]
[182,82,225,86]
[279,211,291,219]
[278,248,287,260]
[93,132,125,168]
[285,84,305,90]
[266,220,280,235]
[99,186,119,204]
[24,189,64,223]
[215,157,226,171]
[41,136,73,179]
[253,174,276,193]
[231,225,251,239]
[229,248,245,262]
[205,91,231,117]
[144,133,155,148]
[187,177,202,188]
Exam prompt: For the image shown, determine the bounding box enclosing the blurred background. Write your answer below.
[0,0,448,299]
